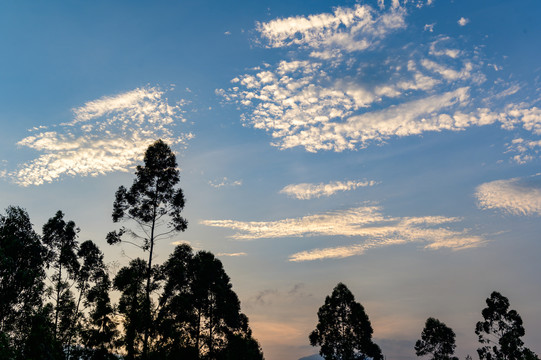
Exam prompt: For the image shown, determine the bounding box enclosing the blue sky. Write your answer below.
[1,0,541,358]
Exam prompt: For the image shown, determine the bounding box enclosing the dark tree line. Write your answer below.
[309,284,539,360]
[0,140,263,360]
[413,291,539,360]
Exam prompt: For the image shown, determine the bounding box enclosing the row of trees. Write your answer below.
[0,140,263,359]
[415,291,538,360]
[309,283,539,360]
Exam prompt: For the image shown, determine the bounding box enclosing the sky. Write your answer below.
[1,0,541,359]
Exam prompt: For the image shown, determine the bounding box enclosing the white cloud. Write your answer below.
[494,84,520,99]
[256,4,406,53]
[424,23,435,32]
[10,87,192,186]
[171,240,192,246]
[209,177,243,188]
[201,206,486,260]
[216,252,247,257]
[506,138,541,164]
[421,59,473,81]
[280,180,377,199]
[476,175,541,216]
[277,87,472,152]
[458,17,469,26]
[429,37,461,58]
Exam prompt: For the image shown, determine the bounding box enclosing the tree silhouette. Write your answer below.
[309,283,383,360]
[107,139,187,358]
[475,291,538,360]
[415,317,458,360]
[42,210,81,345]
[154,244,197,358]
[154,245,264,360]
[0,206,48,356]
[114,258,149,360]
[81,269,118,359]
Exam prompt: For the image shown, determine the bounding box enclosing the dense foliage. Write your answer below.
[415,317,458,360]
[309,283,383,360]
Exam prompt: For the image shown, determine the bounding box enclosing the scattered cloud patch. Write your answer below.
[209,177,243,188]
[201,205,486,260]
[506,138,540,164]
[280,179,377,199]
[219,2,541,155]
[476,175,541,216]
[458,17,469,26]
[8,87,192,186]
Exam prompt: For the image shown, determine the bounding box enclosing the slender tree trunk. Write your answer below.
[54,262,63,342]
[64,279,86,358]
[142,186,158,359]
[208,297,214,359]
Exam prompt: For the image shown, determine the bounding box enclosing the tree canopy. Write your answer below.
[475,291,538,360]
[415,317,458,360]
[0,206,48,357]
[309,283,383,360]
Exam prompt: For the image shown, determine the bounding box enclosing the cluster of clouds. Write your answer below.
[219,1,541,157]
[201,205,486,261]
[200,171,541,261]
[6,87,192,186]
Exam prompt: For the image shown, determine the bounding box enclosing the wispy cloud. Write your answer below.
[256,4,406,53]
[8,87,192,186]
[201,205,486,260]
[246,283,312,307]
[216,252,247,257]
[209,177,243,188]
[475,175,541,216]
[280,179,377,199]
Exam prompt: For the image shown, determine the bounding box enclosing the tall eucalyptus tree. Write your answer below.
[107,139,188,359]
